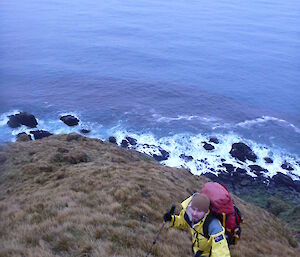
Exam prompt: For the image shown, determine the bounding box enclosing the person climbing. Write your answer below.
[163,193,231,257]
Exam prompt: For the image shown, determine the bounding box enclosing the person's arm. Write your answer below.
[207,219,231,257]
[169,209,189,229]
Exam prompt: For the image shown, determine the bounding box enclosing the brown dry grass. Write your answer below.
[0,133,298,257]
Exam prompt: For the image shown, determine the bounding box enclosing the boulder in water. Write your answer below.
[281,161,294,171]
[30,130,52,140]
[203,142,214,151]
[229,142,257,162]
[108,136,117,144]
[153,148,169,162]
[264,157,273,164]
[80,129,90,134]
[60,115,79,126]
[126,136,137,146]
[7,112,38,128]
[209,137,219,144]
[180,154,193,161]
[222,163,235,173]
[121,139,129,148]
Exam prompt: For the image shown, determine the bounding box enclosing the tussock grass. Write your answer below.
[0,133,298,257]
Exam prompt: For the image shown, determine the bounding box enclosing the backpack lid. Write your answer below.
[200,182,234,214]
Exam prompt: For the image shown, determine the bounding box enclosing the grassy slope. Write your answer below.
[0,134,298,257]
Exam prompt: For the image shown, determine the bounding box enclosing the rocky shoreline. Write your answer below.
[5,112,300,238]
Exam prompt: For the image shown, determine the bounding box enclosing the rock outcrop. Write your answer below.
[60,115,79,126]
[7,112,38,128]
[230,142,257,162]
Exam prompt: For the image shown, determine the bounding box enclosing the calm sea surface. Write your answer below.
[1,0,300,157]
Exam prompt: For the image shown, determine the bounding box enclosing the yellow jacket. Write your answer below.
[170,196,231,257]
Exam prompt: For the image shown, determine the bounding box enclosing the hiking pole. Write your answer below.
[145,204,176,257]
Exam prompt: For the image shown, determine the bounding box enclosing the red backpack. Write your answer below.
[200,182,243,245]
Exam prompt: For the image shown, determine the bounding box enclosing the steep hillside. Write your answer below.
[0,134,298,257]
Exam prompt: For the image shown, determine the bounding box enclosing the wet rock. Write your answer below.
[229,142,257,162]
[264,157,273,164]
[209,137,219,144]
[249,165,267,172]
[126,136,137,146]
[121,139,129,148]
[203,142,215,151]
[80,129,90,134]
[153,148,169,162]
[281,161,294,171]
[60,115,79,126]
[236,167,247,174]
[272,173,298,192]
[222,163,235,173]
[30,130,52,140]
[249,165,268,176]
[7,112,38,128]
[199,159,209,165]
[16,132,32,142]
[108,136,117,144]
[180,154,193,161]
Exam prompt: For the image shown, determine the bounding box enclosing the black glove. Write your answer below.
[163,211,172,222]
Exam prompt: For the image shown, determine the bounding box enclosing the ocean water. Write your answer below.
[0,0,300,177]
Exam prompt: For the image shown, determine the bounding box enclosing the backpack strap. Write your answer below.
[203,212,214,239]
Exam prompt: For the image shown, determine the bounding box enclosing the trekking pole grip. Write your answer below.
[169,204,176,215]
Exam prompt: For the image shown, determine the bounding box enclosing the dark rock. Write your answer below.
[249,165,268,176]
[108,136,117,144]
[159,149,169,158]
[203,142,215,151]
[222,163,235,173]
[126,136,137,146]
[60,115,79,126]
[264,157,273,164]
[281,161,294,171]
[209,137,219,144]
[180,154,193,161]
[199,159,209,165]
[221,158,226,162]
[294,180,300,192]
[249,165,267,172]
[80,129,90,134]
[121,140,129,148]
[153,148,169,162]
[272,173,296,189]
[16,132,32,142]
[236,167,247,174]
[7,112,38,128]
[30,130,52,140]
[203,172,219,182]
[229,142,257,162]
